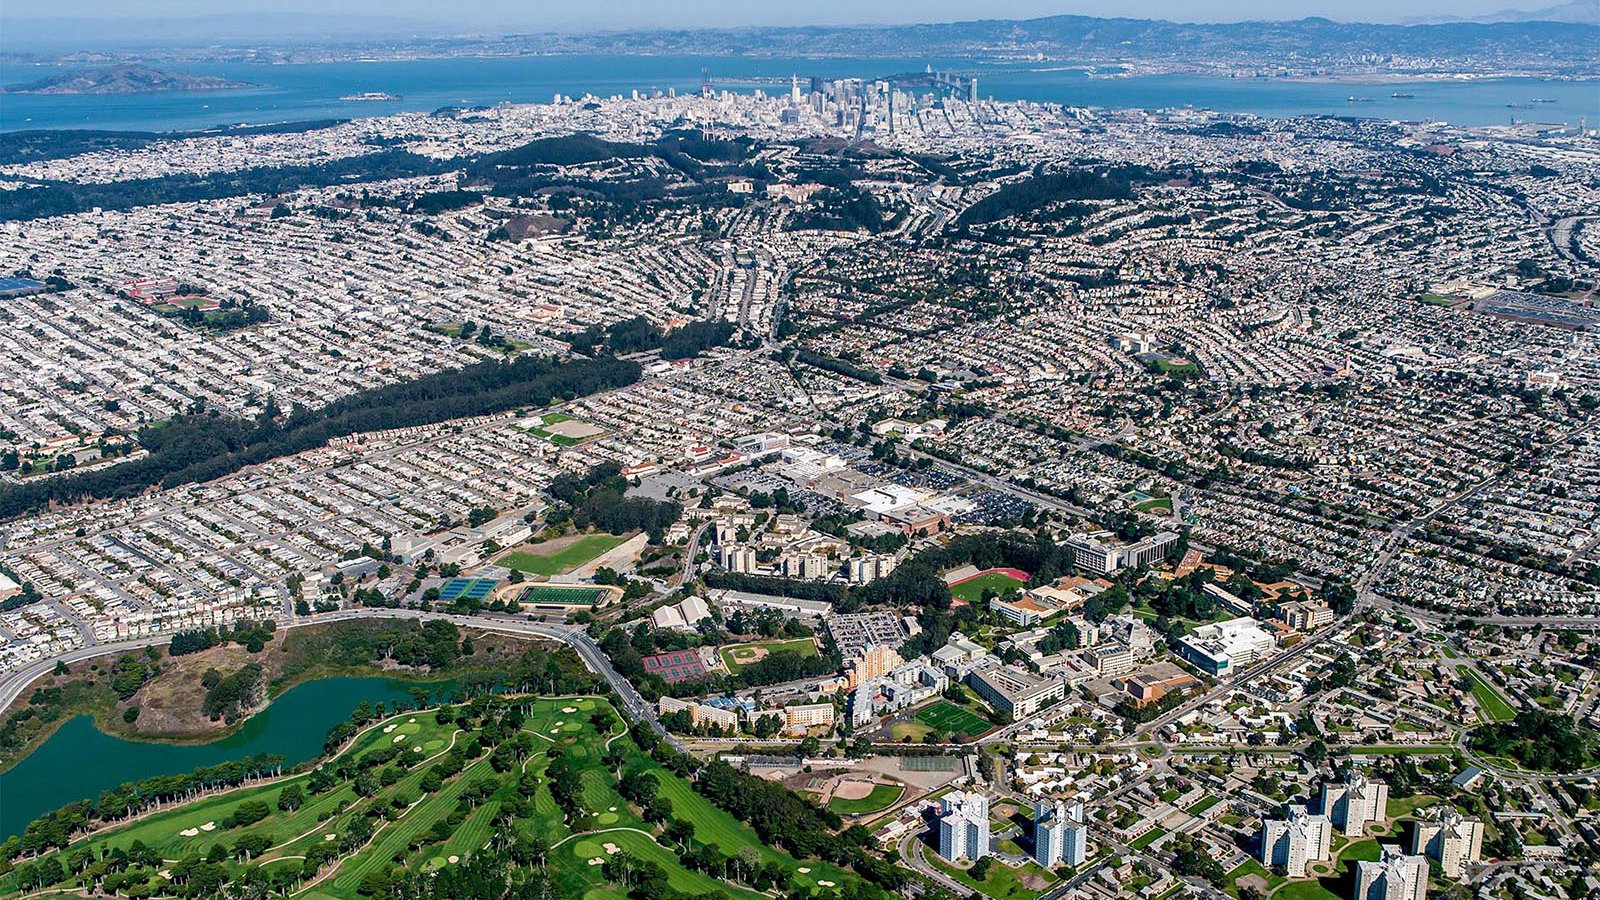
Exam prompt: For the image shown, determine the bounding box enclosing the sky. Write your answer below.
[0,0,1572,29]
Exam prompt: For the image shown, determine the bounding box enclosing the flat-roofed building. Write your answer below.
[936,791,991,862]
[1353,847,1428,900]
[785,702,836,734]
[1179,616,1276,677]
[1260,805,1332,878]
[1320,773,1388,837]
[1410,806,1482,879]
[967,661,1065,718]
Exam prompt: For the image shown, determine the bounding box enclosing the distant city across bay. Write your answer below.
[2,55,1595,132]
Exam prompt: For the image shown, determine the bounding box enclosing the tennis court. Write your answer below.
[438,578,500,602]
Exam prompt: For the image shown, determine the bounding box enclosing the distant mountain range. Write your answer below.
[1,13,1595,77]
[1405,0,1600,25]
[0,64,254,95]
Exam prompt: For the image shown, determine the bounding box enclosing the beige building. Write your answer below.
[658,696,738,732]
[1321,773,1389,837]
[1353,847,1428,900]
[1410,806,1482,879]
[849,643,903,688]
[785,702,836,734]
[1260,805,1332,878]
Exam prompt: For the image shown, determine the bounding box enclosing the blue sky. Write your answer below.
[0,0,1569,28]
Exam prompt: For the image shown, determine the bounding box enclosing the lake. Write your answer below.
[0,675,459,839]
[0,55,1594,132]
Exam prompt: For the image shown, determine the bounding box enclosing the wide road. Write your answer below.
[0,607,679,750]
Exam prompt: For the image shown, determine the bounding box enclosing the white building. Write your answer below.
[1260,805,1332,877]
[1353,847,1428,900]
[1179,616,1277,677]
[1410,806,1482,879]
[1320,773,1389,837]
[937,791,991,862]
[1034,799,1088,868]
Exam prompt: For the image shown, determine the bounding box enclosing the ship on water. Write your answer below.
[1390,92,1414,98]
[340,91,403,102]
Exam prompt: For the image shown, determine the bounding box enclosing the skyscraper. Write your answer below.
[937,791,991,862]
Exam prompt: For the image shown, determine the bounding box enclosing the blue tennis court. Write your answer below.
[438,577,499,602]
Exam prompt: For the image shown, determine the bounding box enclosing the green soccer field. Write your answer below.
[914,701,992,736]
[949,572,1025,602]
[498,533,627,575]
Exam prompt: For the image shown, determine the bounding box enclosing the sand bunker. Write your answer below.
[447,855,460,864]
[179,828,199,837]
[412,746,422,752]
[393,734,407,743]
[588,858,605,866]
[383,724,396,733]
[602,843,620,854]
[797,867,811,874]
[562,707,577,713]
[200,822,216,831]
[324,833,337,841]
[408,718,416,723]
[818,881,835,887]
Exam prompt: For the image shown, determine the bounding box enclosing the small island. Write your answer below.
[0,63,254,95]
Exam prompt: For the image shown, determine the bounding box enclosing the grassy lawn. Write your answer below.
[1385,794,1438,820]
[1186,795,1222,816]
[719,637,818,674]
[827,784,904,816]
[915,701,992,737]
[498,533,627,575]
[1224,858,1284,898]
[1462,668,1517,722]
[891,721,935,741]
[1130,828,1167,850]
[926,854,1057,900]
[950,572,1026,603]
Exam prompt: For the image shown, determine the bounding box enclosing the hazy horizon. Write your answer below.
[0,0,1585,32]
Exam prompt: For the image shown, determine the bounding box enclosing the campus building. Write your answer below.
[1178,616,1277,677]
[966,660,1065,718]
[937,791,991,862]
[1260,805,1332,878]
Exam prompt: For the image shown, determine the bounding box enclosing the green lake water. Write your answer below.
[0,675,460,839]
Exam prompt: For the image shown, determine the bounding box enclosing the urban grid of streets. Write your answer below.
[1,64,1599,900]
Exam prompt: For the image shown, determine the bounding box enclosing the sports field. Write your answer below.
[914,701,992,737]
[949,570,1027,602]
[498,533,627,575]
[517,584,609,605]
[826,784,904,816]
[719,637,818,673]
